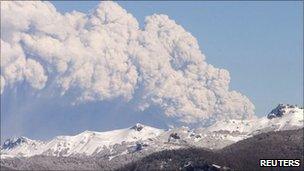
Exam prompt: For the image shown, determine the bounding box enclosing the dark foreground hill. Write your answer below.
[217,128,303,170]
[119,128,304,171]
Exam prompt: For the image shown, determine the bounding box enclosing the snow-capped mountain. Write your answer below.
[1,123,164,158]
[204,104,303,134]
[193,104,304,149]
[1,104,303,159]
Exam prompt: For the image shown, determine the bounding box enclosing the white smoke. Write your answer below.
[0,75,4,94]
[0,1,255,123]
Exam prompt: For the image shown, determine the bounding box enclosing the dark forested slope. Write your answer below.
[119,128,303,171]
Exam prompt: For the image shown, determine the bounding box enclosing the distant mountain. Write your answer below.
[1,104,303,170]
[196,104,303,149]
[1,123,164,158]
[267,104,300,119]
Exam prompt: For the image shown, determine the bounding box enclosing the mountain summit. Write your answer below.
[2,137,30,150]
[267,104,301,119]
[130,123,145,131]
[1,123,164,158]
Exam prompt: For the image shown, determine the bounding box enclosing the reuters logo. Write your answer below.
[260,159,301,167]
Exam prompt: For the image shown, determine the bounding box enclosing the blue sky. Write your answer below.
[1,1,303,141]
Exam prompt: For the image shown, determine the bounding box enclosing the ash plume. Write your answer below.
[0,1,255,123]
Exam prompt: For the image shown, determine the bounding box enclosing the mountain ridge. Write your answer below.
[1,104,303,159]
[1,128,302,171]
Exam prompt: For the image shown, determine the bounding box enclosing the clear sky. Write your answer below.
[1,1,303,141]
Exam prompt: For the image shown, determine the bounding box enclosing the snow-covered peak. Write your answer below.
[205,104,303,133]
[186,104,304,149]
[2,137,28,150]
[0,137,44,159]
[1,136,43,150]
[267,104,302,119]
[1,123,164,158]
[45,124,164,156]
[130,123,145,131]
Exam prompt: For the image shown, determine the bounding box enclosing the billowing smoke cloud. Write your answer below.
[0,1,255,123]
